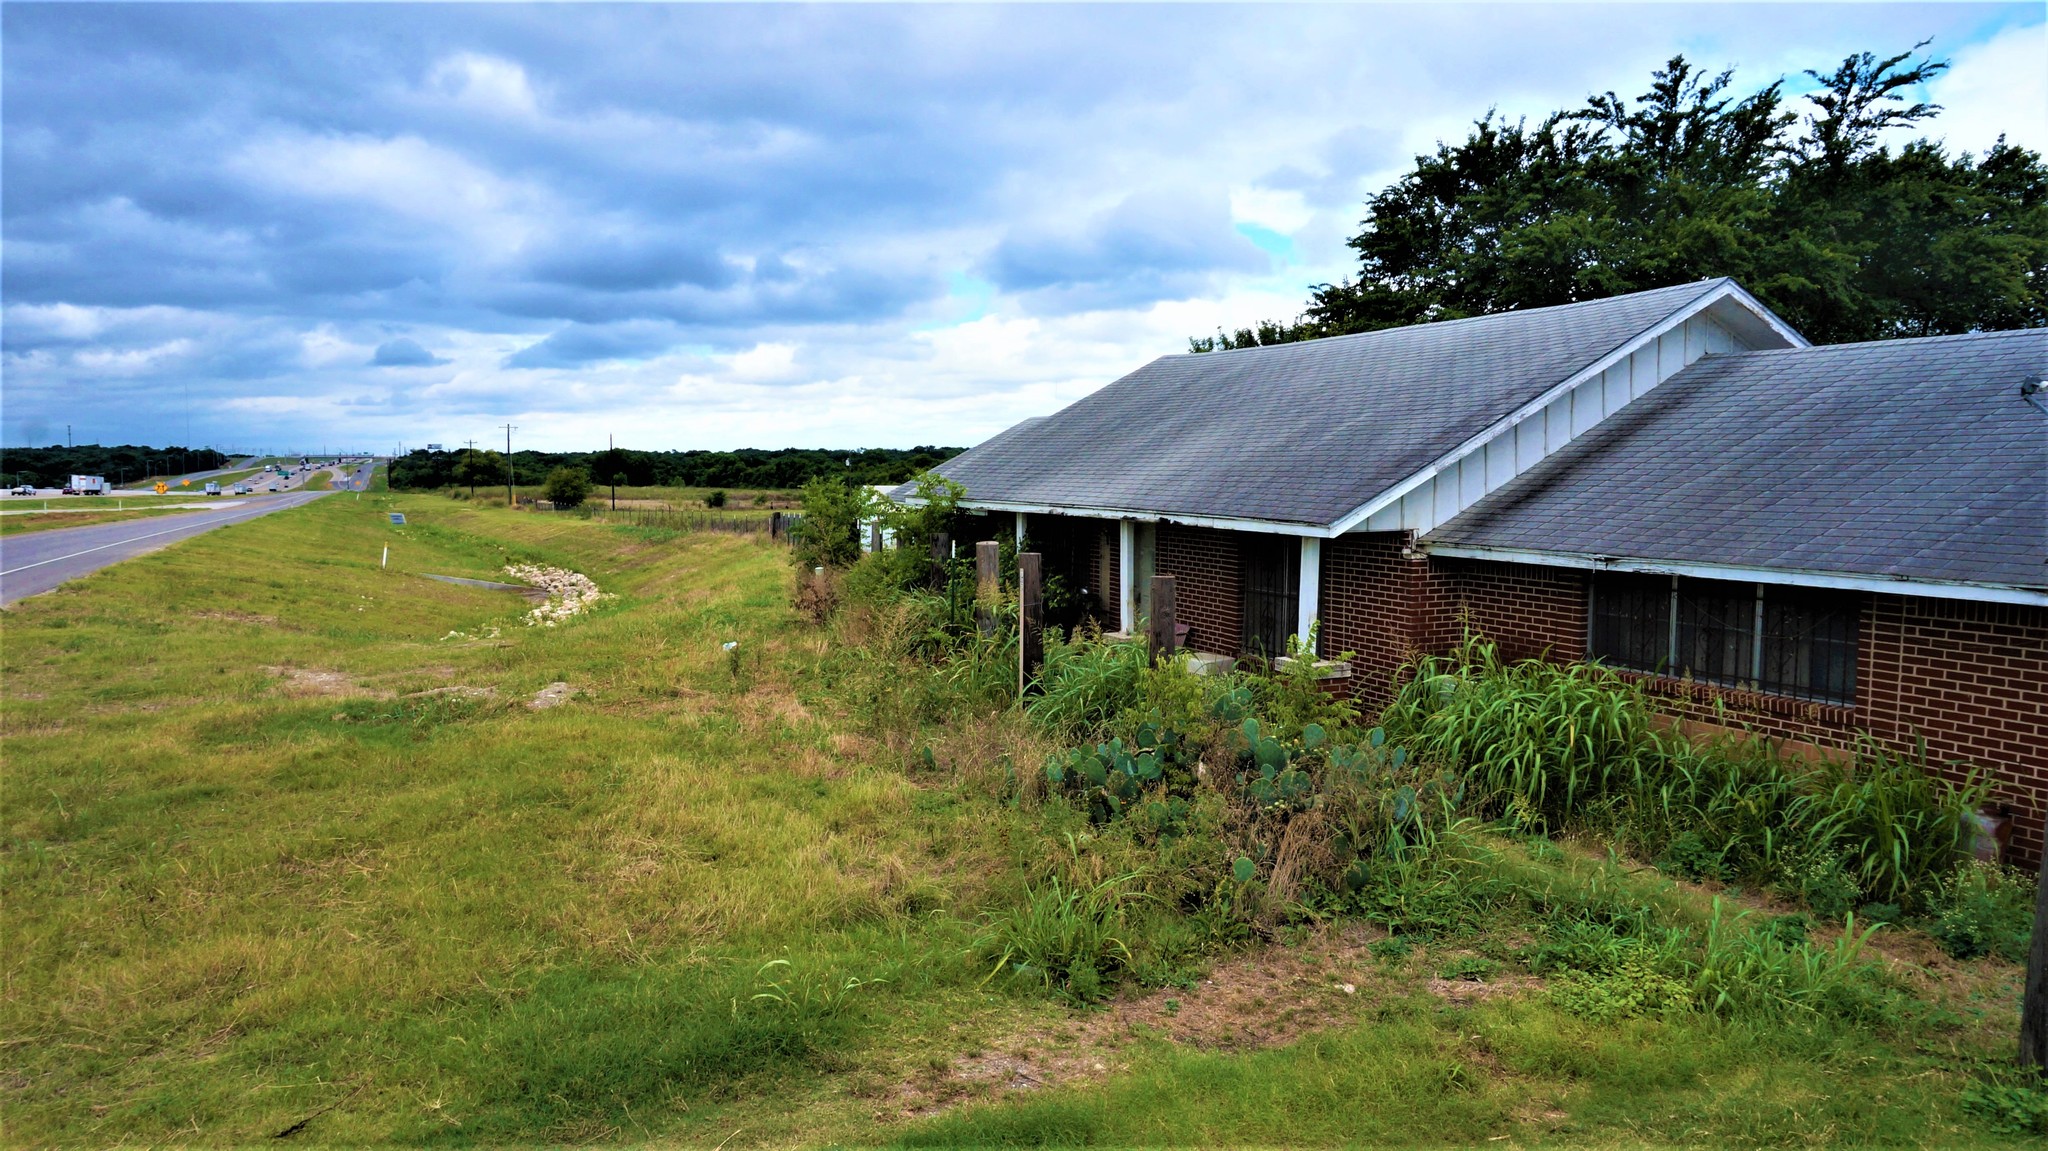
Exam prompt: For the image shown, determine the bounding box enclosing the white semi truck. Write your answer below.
[65,474,109,495]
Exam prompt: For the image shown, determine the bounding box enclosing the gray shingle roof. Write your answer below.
[934,279,1732,526]
[1426,329,2048,591]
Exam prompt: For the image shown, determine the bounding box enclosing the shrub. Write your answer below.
[706,489,727,508]
[1775,846,1864,918]
[1923,861,2035,961]
[791,476,872,571]
[541,465,591,508]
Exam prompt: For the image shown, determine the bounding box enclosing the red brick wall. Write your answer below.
[1156,523,1241,656]
[1424,558,1589,663]
[1318,532,1427,709]
[1864,596,2048,869]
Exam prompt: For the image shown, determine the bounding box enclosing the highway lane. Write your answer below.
[0,461,375,605]
[0,492,326,605]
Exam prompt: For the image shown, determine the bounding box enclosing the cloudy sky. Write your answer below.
[4,3,2043,455]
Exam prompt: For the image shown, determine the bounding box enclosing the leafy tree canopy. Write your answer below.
[389,444,962,492]
[1192,43,2047,351]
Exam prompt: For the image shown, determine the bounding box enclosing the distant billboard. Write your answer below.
[426,443,444,451]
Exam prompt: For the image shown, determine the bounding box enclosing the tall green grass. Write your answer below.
[1381,641,1980,909]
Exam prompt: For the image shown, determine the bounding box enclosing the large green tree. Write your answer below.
[1194,45,2047,350]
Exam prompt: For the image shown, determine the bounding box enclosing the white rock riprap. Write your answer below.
[505,563,611,627]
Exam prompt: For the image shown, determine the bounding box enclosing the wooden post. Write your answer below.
[929,531,951,589]
[770,511,782,540]
[2021,818,2048,1070]
[975,540,1000,637]
[1018,551,1043,695]
[1147,574,1177,665]
[870,520,883,553]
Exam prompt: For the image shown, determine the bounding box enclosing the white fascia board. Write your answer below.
[1424,543,2048,608]
[956,498,1336,539]
[1325,281,1804,537]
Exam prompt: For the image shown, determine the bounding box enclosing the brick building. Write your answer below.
[926,279,2048,865]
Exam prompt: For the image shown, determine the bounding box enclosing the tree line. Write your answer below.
[1193,44,2046,351]
[387,445,964,492]
[0,444,232,488]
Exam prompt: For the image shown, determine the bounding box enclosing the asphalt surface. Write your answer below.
[0,461,378,606]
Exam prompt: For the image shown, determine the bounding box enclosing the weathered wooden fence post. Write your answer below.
[975,540,1000,637]
[2021,819,2048,1070]
[929,532,951,589]
[870,520,883,554]
[1018,551,1043,695]
[1147,574,1177,665]
[770,511,783,540]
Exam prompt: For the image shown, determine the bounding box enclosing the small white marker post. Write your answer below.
[381,545,389,569]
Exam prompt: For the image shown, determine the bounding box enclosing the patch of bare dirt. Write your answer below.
[406,685,498,701]
[528,681,576,709]
[886,922,1517,1120]
[1427,973,1543,1006]
[194,609,279,626]
[264,666,382,698]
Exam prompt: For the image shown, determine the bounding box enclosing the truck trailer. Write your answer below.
[65,475,109,495]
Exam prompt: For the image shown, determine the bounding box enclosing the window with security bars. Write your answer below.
[1590,574,1860,705]
[1239,542,1299,660]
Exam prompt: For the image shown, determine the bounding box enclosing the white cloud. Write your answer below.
[227,132,547,256]
[1920,22,2048,156]
[426,52,541,118]
[1229,187,1316,235]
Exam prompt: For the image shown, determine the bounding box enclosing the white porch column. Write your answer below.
[1118,519,1135,633]
[1297,537,1322,655]
[1014,511,1027,544]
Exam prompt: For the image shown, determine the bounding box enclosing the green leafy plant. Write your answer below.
[978,874,1146,1004]
[1962,1079,2048,1136]
[1923,861,2035,961]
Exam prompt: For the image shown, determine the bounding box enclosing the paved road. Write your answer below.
[113,456,263,491]
[0,460,376,605]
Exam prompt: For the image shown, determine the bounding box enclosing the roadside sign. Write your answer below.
[154,482,167,494]
[180,479,191,486]
[389,513,406,525]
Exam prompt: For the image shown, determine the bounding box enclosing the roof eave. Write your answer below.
[1422,541,2048,608]
[955,498,1336,538]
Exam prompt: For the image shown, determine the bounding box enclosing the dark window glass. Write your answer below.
[1239,542,1299,659]
[1591,573,1670,673]
[1761,587,1859,704]
[1675,579,1755,688]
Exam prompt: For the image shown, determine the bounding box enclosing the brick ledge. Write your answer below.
[1615,670,1856,727]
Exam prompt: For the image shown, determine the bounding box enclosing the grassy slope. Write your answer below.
[0,490,2029,1147]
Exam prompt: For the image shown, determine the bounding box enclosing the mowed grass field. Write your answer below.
[1,486,2034,1146]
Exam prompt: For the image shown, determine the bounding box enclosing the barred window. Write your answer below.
[1590,574,1860,705]
[1239,542,1299,659]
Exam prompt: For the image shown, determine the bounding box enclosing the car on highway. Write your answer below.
[10,485,36,496]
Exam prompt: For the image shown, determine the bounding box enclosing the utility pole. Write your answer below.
[501,424,517,507]
[464,438,478,498]
[609,433,617,510]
